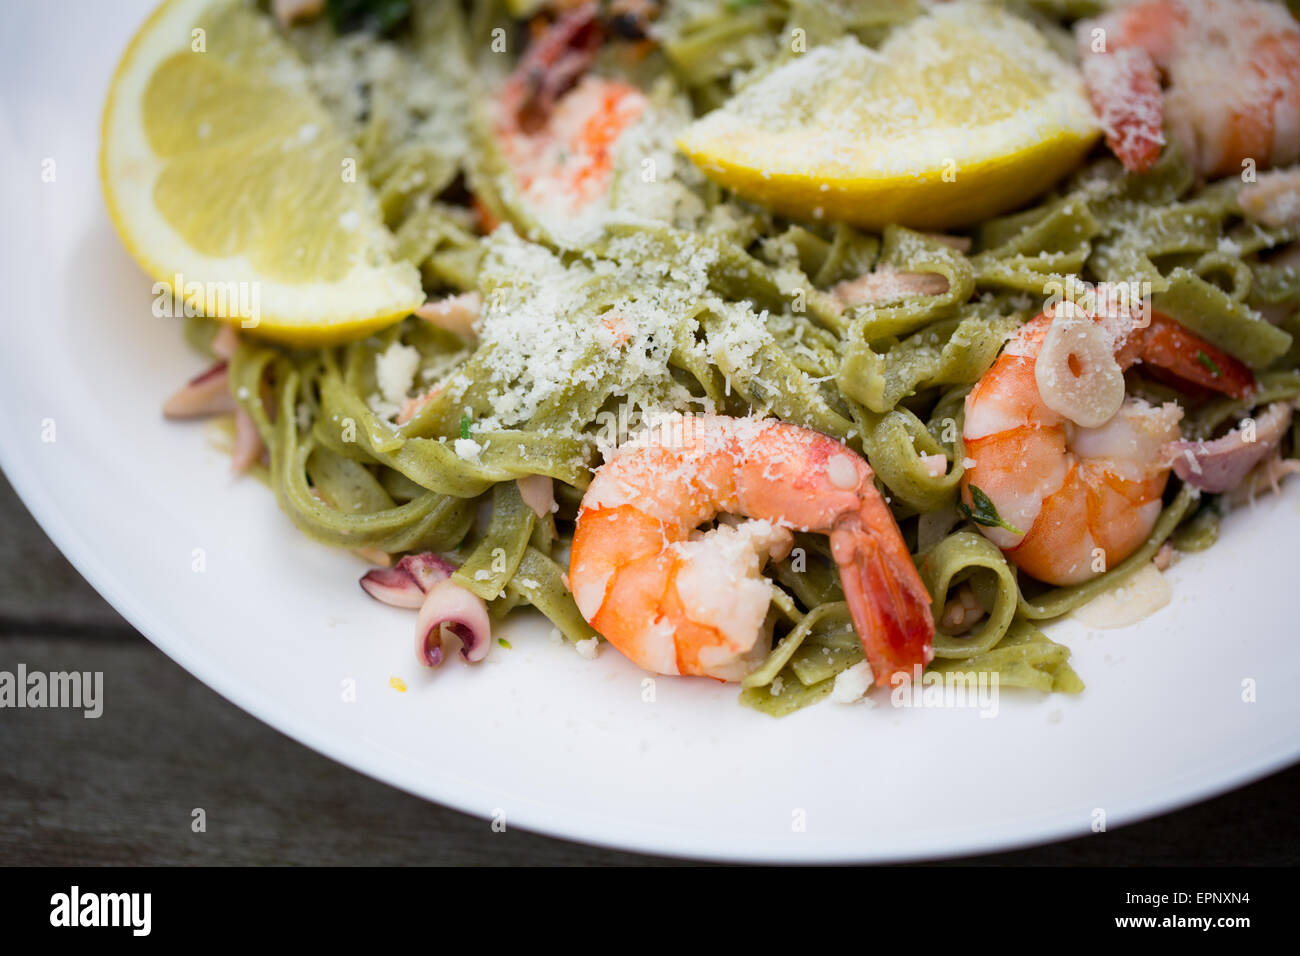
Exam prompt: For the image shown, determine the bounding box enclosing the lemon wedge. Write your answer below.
[101,0,424,345]
[677,3,1100,231]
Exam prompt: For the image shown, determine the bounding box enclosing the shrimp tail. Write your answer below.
[503,2,602,132]
[831,498,935,687]
[1082,46,1165,173]
[1135,313,1256,399]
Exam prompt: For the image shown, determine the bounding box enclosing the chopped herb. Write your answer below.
[1196,350,1222,376]
[498,638,512,650]
[326,0,412,36]
[459,414,471,440]
[957,485,1023,535]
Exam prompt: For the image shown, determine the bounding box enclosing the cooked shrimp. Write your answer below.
[1078,0,1300,177]
[414,291,480,337]
[568,415,935,684]
[495,3,646,217]
[962,304,1254,585]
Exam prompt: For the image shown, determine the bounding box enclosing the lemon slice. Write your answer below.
[677,3,1100,231]
[101,0,424,344]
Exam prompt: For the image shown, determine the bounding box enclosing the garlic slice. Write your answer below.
[1035,306,1125,428]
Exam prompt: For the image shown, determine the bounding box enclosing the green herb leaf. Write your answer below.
[957,485,1023,535]
[326,0,412,36]
[498,638,512,650]
[459,414,471,440]
[1196,350,1222,377]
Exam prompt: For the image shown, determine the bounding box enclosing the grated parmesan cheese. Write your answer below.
[454,438,482,461]
[375,341,421,406]
[461,226,787,454]
[830,661,875,704]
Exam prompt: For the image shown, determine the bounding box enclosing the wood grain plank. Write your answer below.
[0,474,130,635]
[1,632,1296,865]
[0,634,689,866]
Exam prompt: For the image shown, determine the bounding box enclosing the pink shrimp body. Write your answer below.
[568,415,935,685]
[499,76,645,214]
[495,3,646,216]
[1079,0,1300,176]
[962,308,1252,586]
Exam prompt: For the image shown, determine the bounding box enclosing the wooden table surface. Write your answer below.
[2,472,1296,866]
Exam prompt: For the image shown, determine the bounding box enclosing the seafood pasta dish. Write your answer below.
[101,0,1300,715]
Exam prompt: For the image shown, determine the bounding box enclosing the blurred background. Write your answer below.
[1,470,1296,865]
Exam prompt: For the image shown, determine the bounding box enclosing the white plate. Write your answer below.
[3,0,1298,863]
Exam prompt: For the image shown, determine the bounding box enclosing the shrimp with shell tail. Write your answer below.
[1078,0,1300,176]
[493,2,648,218]
[962,302,1254,587]
[568,415,935,686]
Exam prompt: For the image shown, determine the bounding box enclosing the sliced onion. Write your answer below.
[1035,308,1125,428]
[516,474,556,519]
[231,406,264,474]
[163,361,236,419]
[1167,401,1293,493]
[416,579,491,668]
[1226,454,1300,506]
[211,323,240,360]
[360,552,457,609]
[832,269,949,309]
